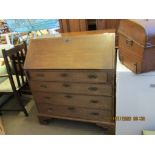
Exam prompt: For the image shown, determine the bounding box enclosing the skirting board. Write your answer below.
[0,117,5,135]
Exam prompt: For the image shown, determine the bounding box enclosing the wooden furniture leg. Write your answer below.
[96,123,115,135]
[38,116,51,125]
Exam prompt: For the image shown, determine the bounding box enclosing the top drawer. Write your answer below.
[28,70,113,83]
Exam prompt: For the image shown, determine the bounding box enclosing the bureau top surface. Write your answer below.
[24,30,115,70]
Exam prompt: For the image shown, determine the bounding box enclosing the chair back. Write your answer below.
[2,41,27,92]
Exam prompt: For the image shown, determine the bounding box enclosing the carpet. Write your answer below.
[2,95,105,135]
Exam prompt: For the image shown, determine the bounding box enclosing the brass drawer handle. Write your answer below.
[64,38,70,43]
[65,95,72,98]
[40,84,47,88]
[88,74,97,79]
[63,83,71,87]
[48,107,53,112]
[60,73,68,77]
[88,87,98,91]
[44,96,51,99]
[90,100,99,103]
[68,107,75,110]
[36,73,44,77]
[90,112,99,116]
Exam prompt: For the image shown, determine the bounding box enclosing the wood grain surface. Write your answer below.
[24,30,115,70]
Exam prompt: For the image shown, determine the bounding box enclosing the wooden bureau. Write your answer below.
[24,30,115,134]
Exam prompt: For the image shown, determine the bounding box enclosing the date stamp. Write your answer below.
[113,116,145,121]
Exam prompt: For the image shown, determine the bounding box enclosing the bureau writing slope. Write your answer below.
[24,30,115,134]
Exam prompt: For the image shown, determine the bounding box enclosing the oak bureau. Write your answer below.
[24,30,116,134]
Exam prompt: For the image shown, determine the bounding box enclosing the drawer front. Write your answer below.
[28,70,111,83]
[30,81,113,96]
[33,92,113,110]
[37,104,113,122]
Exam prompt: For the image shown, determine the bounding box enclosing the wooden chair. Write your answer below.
[0,42,29,116]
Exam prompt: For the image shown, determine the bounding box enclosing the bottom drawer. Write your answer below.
[37,104,113,122]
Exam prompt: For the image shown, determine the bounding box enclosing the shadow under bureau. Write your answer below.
[24,30,116,134]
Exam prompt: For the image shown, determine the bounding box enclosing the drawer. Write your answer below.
[33,92,113,110]
[37,104,113,122]
[28,70,112,83]
[30,81,113,96]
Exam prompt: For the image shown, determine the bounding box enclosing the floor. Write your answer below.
[0,117,5,135]
[1,95,105,135]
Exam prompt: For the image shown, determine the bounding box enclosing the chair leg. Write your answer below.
[14,92,28,117]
